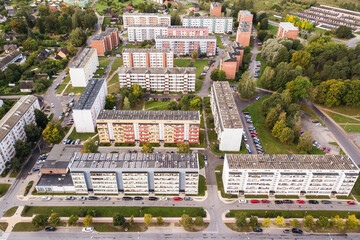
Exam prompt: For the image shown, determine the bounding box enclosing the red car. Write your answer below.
[296,200,305,204]
[251,134,257,138]
[173,197,183,201]
[347,201,356,205]
[250,131,257,135]
[261,199,269,203]
[321,146,326,151]
[251,199,260,204]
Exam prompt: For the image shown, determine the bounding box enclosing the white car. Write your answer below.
[238,199,247,204]
[82,227,94,232]
[245,144,250,149]
[160,196,168,201]
[42,196,52,201]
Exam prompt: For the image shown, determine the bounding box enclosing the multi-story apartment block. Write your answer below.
[237,10,253,23]
[220,42,244,79]
[69,152,199,195]
[127,25,168,42]
[64,0,89,7]
[0,51,24,71]
[167,26,209,37]
[156,36,216,56]
[149,0,164,4]
[236,19,252,47]
[277,22,299,40]
[73,78,107,133]
[0,95,39,173]
[118,67,196,93]
[96,110,200,144]
[182,17,233,34]
[122,13,171,28]
[69,48,99,87]
[122,48,174,68]
[210,2,222,17]
[210,82,243,151]
[91,28,120,56]
[223,154,360,196]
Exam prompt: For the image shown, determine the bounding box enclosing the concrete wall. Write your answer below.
[219,128,243,151]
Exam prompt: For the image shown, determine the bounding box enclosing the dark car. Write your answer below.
[243,112,250,115]
[45,227,56,231]
[219,156,224,159]
[321,200,332,204]
[88,196,98,200]
[134,197,143,201]
[309,200,319,204]
[283,200,293,204]
[149,197,158,201]
[292,228,303,234]
[122,197,133,201]
[253,228,263,232]
[275,200,283,204]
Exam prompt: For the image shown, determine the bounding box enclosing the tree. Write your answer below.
[190,96,201,110]
[9,19,28,34]
[335,26,353,39]
[86,209,97,217]
[303,215,315,229]
[68,215,79,226]
[177,143,190,153]
[42,123,65,144]
[83,138,98,153]
[113,214,126,226]
[260,66,275,89]
[194,216,204,226]
[218,70,226,81]
[25,124,42,142]
[280,127,295,144]
[14,140,31,159]
[105,94,117,110]
[346,215,359,229]
[265,108,279,129]
[290,219,300,227]
[297,131,313,153]
[210,69,219,81]
[331,215,345,230]
[317,216,330,228]
[274,216,285,227]
[144,214,153,226]
[70,27,86,47]
[9,157,21,172]
[291,50,311,69]
[129,215,134,227]
[249,216,258,228]
[179,214,193,228]
[235,212,247,227]
[238,71,257,99]
[286,76,312,101]
[157,216,164,225]
[123,97,131,110]
[262,218,271,227]
[141,143,154,153]
[192,51,198,60]
[259,18,269,30]
[83,215,93,227]
[272,120,286,139]
[32,214,48,227]
[49,213,61,227]
[167,100,178,110]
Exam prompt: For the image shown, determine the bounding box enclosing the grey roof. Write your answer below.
[183,16,232,20]
[19,80,34,90]
[36,173,74,187]
[74,78,105,110]
[69,152,198,170]
[92,28,118,41]
[279,22,298,31]
[128,24,168,28]
[3,44,17,51]
[97,110,200,121]
[211,2,221,7]
[42,144,82,170]
[118,67,195,75]
[226,154,360,171]
[122,48,171,53]
[221,42,243,61]
[317,4,360,18]
[69,48,96,68]
[0,50,22,69]
[0,95,38,142]
[168,26,209,29]
[123,13,170,17]
[239,10,252,17]
[155,35,216,40]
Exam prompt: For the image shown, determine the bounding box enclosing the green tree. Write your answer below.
[303,215,315,229]
[210,69,219,81]
[290,219,300,227]
[179,214,193,228]
[49,213,61,227]
[238,71,257,99]
[280,127,295,144]
[177,143,190,153]
[265,108,279,129]
[297,131,313,153]
[194,216,204,226]
[259,18,269,30]
[83,137,98,153]
[260,66,275,89]
[317,216,330,228]
[32,214,48,227]
[9,157,21,172]
[141,143,154,153]
[9,19,28,34]
[144,214,153,226]
[123,97,131,110]
[331,215,345,230]
[129,215,134,227]
[286,76,312,101]
[346,215,359,229]
[113,214,126,226]
[274,216,285,227]
[291,50,311,69]
[218,70,226,81]
[235,212,247,227]
[335,26,353,39]
[157,216,164,225]
[67,215,79,226]
[272,120,286,139]
[190,96,202,110]
[83,215,93,227]
[23,38,39,51]
[168,100,178,110]
[249,216,258,228]
[25,124,42,142]
[42,123,65,144]
[262,218,271,227]
[70,27,86,47]
[192,51,198,60]
[105,94,117,110]
[14,140,31,159]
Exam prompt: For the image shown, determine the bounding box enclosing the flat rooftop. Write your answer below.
[97,110,200,121]
[118,67,196,75]
[211,2,221,7]
[69,152,198,170]
[183,16,232,20]
[36,173,74,187]
[92,28,118,41]
[239,10,252,17]
[0,95,37,142]
[69,48,96,69]
[0,50,22,69]
[122,48,171,53]
[74,78,105,110]
[156,35,216,40]
[226,154,360,171]
[212,82,242,129]
[127,24,168,28]
[168,26,208,29]
[123,13,170,17]
[42,144,82,170]
[279,22,298,31]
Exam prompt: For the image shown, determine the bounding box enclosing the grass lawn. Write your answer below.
[107,74,120,94]
[198,175,207,196]
[3,206,18,217]
[22,206,206,218]
[93,222,147,232]
[68,128,97,141]
[198,153,204,169]
[9,170,19,178]
[210,144,248,156]
[103,17,111,25]
[174,59,191,68]
[12,222,42,232]
[324,111,360,124]
[99,58,111,69]
[326,105,360,116]
[244,195,268,199]
[0,184,11,197]
[189,130,206,148]
[341,125,360,133]
[145,100,170,111]
[225,223,252,232]
[268,24,278,35]
[274,195,299,199]
[109,58,123,76]
[0,222,8,232]
[216,35,225,49]
[55,76,70,94]
[207,129,217,143]
[305,195,330,199]
[64,86,86,95]
[194,60,210,78]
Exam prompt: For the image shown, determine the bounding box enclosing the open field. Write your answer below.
[341,125,360,133]
[324,111,360,124]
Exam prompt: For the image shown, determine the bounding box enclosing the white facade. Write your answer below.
[122,13,171,28]
[210,82,243,151]
[0,96,40,173]
[182,17,233,34]
[69,48,99,87]
[223,154,360,196]
[73,78,107,133]
[127,25,168,42]
[122,49,174,68]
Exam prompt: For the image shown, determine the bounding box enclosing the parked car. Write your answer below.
[238,199,247,204]
[261,199,270,203]
[347,201,356,205]
[78,197,87,201]
[283,200,293,204]
[321,200,332,204]
[184,197,193,201]
[101,197,111,201]
[296,200,305,204]
[149,197,158,201]
[134,197,143,201]
[42,196,52,201]
[45,227,56,231]
[173,197,183,201]
[32,167,40,172]
[292,228,303,234]
[253,228,263,232]
[88,196,98,200]
[122,197,133,201]
[65,196,75,200]
[274,200,283,204]
[309,200,319,204]
[251,199,260,204]
[255,97,261,101]
[82,227,94,232]
[283,229,290,233]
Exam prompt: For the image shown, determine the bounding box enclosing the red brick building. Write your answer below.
[276,22,299,40]
[236,10,253,47]
[91,28,120,56]
[220,42,244,79]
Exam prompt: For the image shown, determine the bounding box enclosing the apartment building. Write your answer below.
[127,25,168,42]
[122,48,174,68]
[91,28,120,56]
[236,18,252,47]
[277,22,299,40]
[0,51,24,71]
[223,154,359,197]
[210,82,243,151]
[69,152,199,195]
[69,48,99,87]
[167,26,209,37]
[149,0,164,4]
[155,36,216,56]
[182,17,233,34]
[118,67,196,93]
[96,110,200,144]
[73,78,107,133]
[210,2,222,17]
[237,10,253,23]
[220,42,244,79]
[0,96,40,173]
[122,13,171,28]
[64,0,89,7]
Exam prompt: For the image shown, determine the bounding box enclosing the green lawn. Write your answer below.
[326,105,360,116]
[64,86,86,95]
[198,153,204,169]
[22,206,206,217]
[268,24,278,35]
[174,59,209,78]
[99,59,111,68]
[0,184,11,197]
[216,35,225,49]
[174,59,191,68]
[325,111,360,124]
[12,222,42,232]
[207,129,217,143]
[0,222,8,232]
[109,58,123,76]
[341,125,360,133]
[55,76,71,94]
[3,206,18,217]
[107,74,120,94]
[103,17,111,25]
[198,175,207,196]
[145,100,170,111]
[68,128,97,141]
